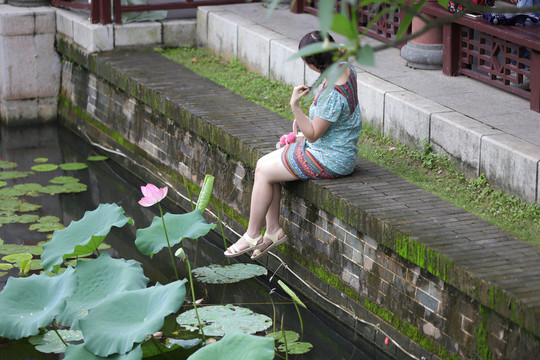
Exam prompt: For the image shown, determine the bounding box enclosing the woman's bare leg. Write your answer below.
[224,148,296,254]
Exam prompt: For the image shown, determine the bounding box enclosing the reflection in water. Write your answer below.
[0,124,392,360]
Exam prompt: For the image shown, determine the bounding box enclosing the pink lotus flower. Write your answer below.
[389,147,396,151]
[138,184,168,207]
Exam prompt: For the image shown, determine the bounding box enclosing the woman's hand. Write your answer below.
[290,85,310,108]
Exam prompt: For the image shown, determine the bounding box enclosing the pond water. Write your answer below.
[0,123,394,360]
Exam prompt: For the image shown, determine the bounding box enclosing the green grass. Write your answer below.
[157,46,540,246]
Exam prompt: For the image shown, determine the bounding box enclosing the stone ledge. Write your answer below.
[56,41,540,355]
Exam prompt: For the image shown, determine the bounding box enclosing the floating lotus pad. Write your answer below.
[60,162,88,171]
[0,181,6,187]
[266,330,300,344]
[79,279,187,357]
[29,215,64,233]
[57,253,149,329]
[2,252,33,264]
[41,203,133,272]
[29,330,84,354]
[135,209,215,256]
[0,197,41,212]
[0,171,32,180]
[0,267,77,339]
[87,155,108,162]
[31,164,59,172]
[277,341,313,354]
[39,183,87,195]
[0,214,40,225]
[186,331,275,360]
[0,263,13,270]
[177,304,273,337]
[33,158,49,163]
[0,160,17,169]
[64,344,143,360]
[0,243,43,256]
[49,176,80,184]
[191,264,267,284]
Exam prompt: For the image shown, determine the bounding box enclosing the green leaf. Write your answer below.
[49,176,80,184]
[29,330,83,354]
[266,330,300,344]
[287,41,342,61]
[0,267,77,339]
[41,204,134,272]
[0,243,43,256]
[277,341,313,354]
[31,164,59,172]
[356,45,375,67]
[0,263,13,270]
[278,280,307,308]
[0,171,31,180]
[331,13,356,39]
[64,344,143,360]
[196,174,214,212]
[192,264,267,284]
[0,160,17,169]
[87,155,108,162]
[79,280,187,357]
[60,162,88,171]
[135,209,215,256]
[187,332,275,360]
[177,304,272,337]
[57,253,149,329]
[33,157,49,163]
[318,0,335,38]
[168,338,202,350]
[2,252,32,265]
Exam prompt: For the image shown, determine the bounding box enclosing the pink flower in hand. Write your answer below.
[139,183,168,207]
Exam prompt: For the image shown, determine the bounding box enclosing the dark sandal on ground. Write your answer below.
[251,228,287,260]
[224,233,264,257]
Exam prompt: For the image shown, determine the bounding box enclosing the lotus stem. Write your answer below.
[293,302,303,333]
[51,322,68,348]
[281,315,289,360]
[212,201,230,265]
[183,255,206,341]
[158,204,179,281]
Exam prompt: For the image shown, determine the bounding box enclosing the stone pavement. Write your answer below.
[196,3,540,205]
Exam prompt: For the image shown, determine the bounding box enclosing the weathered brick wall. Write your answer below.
[57,42,540,360]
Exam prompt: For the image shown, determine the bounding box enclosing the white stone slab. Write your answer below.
[480,134,540,203]
[55,8,81,40]
[162,19,196,47]
[269,37,304,86]
[207,11,253,60]
[384,91,450,149]
[74,18,113,53]
[431,112,502,178]
[35,33,61,98]
[0,6,35,36]
[238,24,283,78]
[356,72,402,133]
[1,99,39,125]
[1,35,37,99]
[114,22,161,48]
[34,7,56,34]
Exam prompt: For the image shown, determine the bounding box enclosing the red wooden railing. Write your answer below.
[51,0,261,25]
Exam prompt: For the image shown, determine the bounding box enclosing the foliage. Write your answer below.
[191,263,267,284]
[186,332,275,360]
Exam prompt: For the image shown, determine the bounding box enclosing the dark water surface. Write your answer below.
[0,124,393,360]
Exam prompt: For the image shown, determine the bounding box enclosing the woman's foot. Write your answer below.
[224,233,264,257]
[251,228,287,260]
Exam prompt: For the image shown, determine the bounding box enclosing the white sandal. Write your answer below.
[224,233,264,257]
[251,228,287,260]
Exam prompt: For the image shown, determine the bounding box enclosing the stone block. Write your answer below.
[55,8,80,40]
[162,19,196,48]
[0,5,34,36]
[1,99,39,125]
[238,24,283,78]
[114,22,161,48]
[431,112,502,178]
[34,7,56,34]
[0,35,37,99]
[269,37,303,86]
[480,134,540,203]
[384,91,451,149]
[207,11,253,60]
[35,34,61,98]
[356,72,402,133]
[73,17,114,52]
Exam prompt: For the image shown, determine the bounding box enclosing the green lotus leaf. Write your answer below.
[0,263,13,270]
[31,164,59,172]
[15,183,44,193]
[0,267,77,339]
[135,209,215,256]
[196,174,214,212]
[278,280,306,309]
[277,341,313,354]
[60,182,88,193]
[0,214,40,225]
[266,330,300,344]
[0,187,27,197]
[79,279,187,357]
[60,162,88,171]
[49,176,80,184]
[167,338,202,350]
[64,344,143,360]
[0,171,32,180]
[0,243,43,256]
[33,157,49,163]
[0,238,3,245]
[191,264,267,284]
[0,180,7,187]
[141,338,201,358]
[0,271,7,277]
[29,330,83,354]
[187,331,275,360]
[87,155,108,162]
[18,202,42,212]
[177,304,272,337]
[39,185,65,194]
[29,221,65,233]
[57,253,149,329]
[2,252,33,264]
[0,160,17,169]
[41,204,133,272]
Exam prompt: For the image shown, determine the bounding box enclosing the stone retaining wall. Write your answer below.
[56,39,540,360]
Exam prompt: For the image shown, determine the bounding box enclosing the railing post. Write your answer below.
[290,0,304,14]
[114,0,122,24]
[530,50,540,112]
[442,22,460,76]
[90,0,100,24]
[100,0,112,24]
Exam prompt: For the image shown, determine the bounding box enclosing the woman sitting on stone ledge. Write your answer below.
[224,30,363,260]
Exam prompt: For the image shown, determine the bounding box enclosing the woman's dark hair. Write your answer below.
[299,31,336,72]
